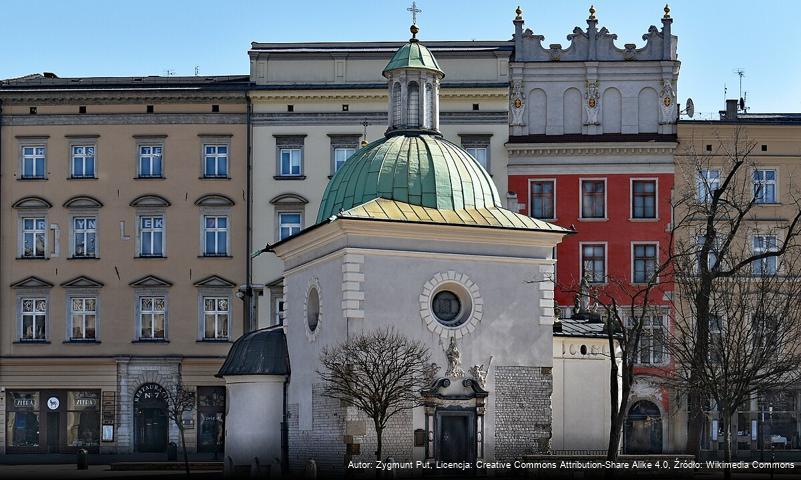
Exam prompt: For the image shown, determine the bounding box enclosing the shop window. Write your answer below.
[66,391,100,448]
[197,387,225,453]
[6,391,40,448]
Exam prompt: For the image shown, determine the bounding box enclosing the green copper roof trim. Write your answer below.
[382,41,444,77]
[317,133,502,223]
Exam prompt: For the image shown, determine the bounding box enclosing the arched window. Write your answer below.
[392,82,402,127]
[407,82,420,127]
[424,83,434,128]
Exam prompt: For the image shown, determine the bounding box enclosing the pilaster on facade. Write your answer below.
[341,253,365,333]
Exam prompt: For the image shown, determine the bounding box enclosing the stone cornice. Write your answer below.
[2,113,247,126]
[250,111,506,126]
[0,90,247,105]
[248,87,506,103]
[506,141,677,157]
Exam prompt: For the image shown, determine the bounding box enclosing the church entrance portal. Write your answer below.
[133,383,169,453]
[435,408,476,463]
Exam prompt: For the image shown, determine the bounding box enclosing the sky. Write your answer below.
[1,0,798,117]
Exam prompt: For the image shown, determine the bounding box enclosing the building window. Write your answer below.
[581,180,606,219]
[392,82,402,127]
[70,145,96,178]
[407,82,420,127]
[6,391,40,447]
[203,144,228,178]
[139,296,166,340]
[333,147,355,173]
[753,169,777,203]
[278,212,302,241]
[203,297,229,340]
[697,169,720,202]
[633,243,658,283]
[274,298,285,326]
[530,180,555,220]
[138,145,163,178]
[203,216,228,256]
[21,145,46,179]
[72,217,96,258]
[752,234,778,275]
[632,180,657,219]
[279,148,302,176]
[138,216,164,257]
[465,147,488,170]
[581,244,606,283]
[629,314,665,365]
[21,217,47,258]
[709,315,723,363]
[695,235,720,273]
[20,297,47,341]
[69,297,97,340]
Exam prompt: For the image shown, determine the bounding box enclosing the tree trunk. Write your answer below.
[374,420,383,480]
[687,282,712,458]
[607,352,621,460]
[720,407,732,480]
[180,426,190,478]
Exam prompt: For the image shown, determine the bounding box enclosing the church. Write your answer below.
[217,22,577,476]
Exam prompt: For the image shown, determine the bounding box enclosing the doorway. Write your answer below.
[46,412,60,453]
[624,400,663,454]
[133,383,169,453]
[435,408,476,463]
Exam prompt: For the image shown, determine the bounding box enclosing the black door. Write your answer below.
[136,407,168,453]
[439,415,469,462]
[46,412,60,453]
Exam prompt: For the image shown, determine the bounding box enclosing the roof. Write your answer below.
[339,198,569,233]
[554,318,618,338]
[0,74,250,92]
[249,40,513,54]
[216,326,290,377]
[680,113,801,126]
[382,40,443,77]
[317,133,503,223]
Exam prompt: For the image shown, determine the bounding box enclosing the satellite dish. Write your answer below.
[685,98,695,118]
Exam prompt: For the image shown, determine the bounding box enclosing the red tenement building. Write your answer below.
[506,7,681,453]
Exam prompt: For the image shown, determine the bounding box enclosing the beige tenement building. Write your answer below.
[0,75,248,455]
[247,40,515,328]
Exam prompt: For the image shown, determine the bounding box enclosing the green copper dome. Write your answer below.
[382,40,444,77]
[316,133,502,223]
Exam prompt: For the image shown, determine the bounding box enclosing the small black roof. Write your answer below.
[216,326,290,377]
[554,318,620,339]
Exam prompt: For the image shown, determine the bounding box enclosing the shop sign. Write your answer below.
[47,397,60,410]
[133,383,168,404]
[13,398,36,408]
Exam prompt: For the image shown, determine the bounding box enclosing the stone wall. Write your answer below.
[494,366,552,460]
[288,383,346,473]
[349,407,414,463]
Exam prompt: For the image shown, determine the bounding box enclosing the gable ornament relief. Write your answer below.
[584,80,601,125]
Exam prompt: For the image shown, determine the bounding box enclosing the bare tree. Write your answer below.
[166,374,196,478]
[672,126,801,458]
[318,327,432,462]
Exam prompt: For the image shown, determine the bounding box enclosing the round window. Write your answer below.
[307,288,320,332]
[432,290,466,327]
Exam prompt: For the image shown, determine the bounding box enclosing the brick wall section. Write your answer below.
[494,366,552,460]
[350,407,414,462]
[288,383,346,473]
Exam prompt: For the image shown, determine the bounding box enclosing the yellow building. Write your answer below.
[0,75,248,454]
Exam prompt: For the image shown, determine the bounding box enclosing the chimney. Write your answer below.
[721,99,739,121]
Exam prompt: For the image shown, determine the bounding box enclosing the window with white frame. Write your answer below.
[203,296,229,340]
[70,145,96,178]
[279,148,302,176]
[333,147,355,173]
[69,297,96,340]
[72,217,96,258]
[21,217,47,258]
[629,314,665,365]
[274,297,285,326]
[138,215,164,257]
[138,296,166,340]
[21,145,46,179]
[465,147,488,170]
[203,144,228,178]
[697,169,720,202]
[632,180,657,219]
[753,169,777,204]
[278,212,302,241]
[203,215,228,256]
[20,297,47,341]
[752,234,778,275]
[530,180,555,220]
[633,243,658,283]
[581,244,606,283]
[138,145,163,177]
[581,180,605,218]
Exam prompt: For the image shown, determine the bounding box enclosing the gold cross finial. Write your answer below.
[663,4,671,18]
[589,5,596,20]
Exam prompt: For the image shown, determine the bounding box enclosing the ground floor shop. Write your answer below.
[0,356,225,455]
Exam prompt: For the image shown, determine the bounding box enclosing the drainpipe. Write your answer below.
[281,376,289,474]
[245,92,254,333]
